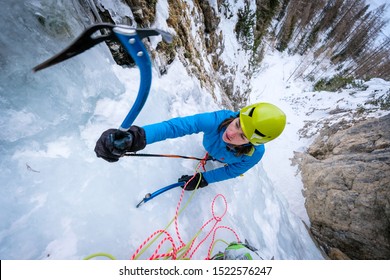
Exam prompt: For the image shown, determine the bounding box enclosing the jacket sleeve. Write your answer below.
[142,112,218,144]
[202,146,265,184]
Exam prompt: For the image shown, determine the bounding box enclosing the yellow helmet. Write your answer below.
[239,102,286,145]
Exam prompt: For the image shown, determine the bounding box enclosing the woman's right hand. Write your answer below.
[94,126,146,162]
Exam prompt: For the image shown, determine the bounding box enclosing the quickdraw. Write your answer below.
[33,23,173,129]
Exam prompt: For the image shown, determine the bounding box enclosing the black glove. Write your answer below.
[94,126,146,162]
[178,173,208,191]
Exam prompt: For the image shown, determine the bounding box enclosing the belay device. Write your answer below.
[33,23,173,130]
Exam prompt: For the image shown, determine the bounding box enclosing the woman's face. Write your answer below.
[222,118,250,146]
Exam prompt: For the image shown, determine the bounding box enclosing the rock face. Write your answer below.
[79,0,267,110]
[300,114,390,259]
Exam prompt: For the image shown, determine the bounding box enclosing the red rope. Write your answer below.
[131,153,240,260]
[206,225,241,260]
[198,152,209,172]
[149,230,177,260]
[185,194,240,259]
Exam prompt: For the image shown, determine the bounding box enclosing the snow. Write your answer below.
[0,0,389,261]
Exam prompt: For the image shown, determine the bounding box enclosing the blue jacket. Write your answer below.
[142,110,265,184]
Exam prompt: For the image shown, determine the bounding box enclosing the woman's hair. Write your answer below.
[218,117,253,156]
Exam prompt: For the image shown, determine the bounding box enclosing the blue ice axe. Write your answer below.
[135,182,185,208]
[33,23,173,129]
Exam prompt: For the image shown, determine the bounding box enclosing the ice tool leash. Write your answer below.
[33,23,173,130]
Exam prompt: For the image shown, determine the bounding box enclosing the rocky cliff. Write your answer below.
[78,0,288,111]
[299,114,390,259]
[79,0,252,110]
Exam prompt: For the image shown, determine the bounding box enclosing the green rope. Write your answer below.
[209,239,230,258]
[84,165,205,260]
[84,252,116,260]
[132,176,202,260]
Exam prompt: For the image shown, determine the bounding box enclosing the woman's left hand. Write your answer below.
[178,173,208,191]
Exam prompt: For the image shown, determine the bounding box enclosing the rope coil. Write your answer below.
[131,154,240,260]
[86,153,241,260]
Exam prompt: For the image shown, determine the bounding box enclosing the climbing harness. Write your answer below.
[33,23,172,130]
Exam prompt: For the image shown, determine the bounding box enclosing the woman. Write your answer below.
[94,102,286,190]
